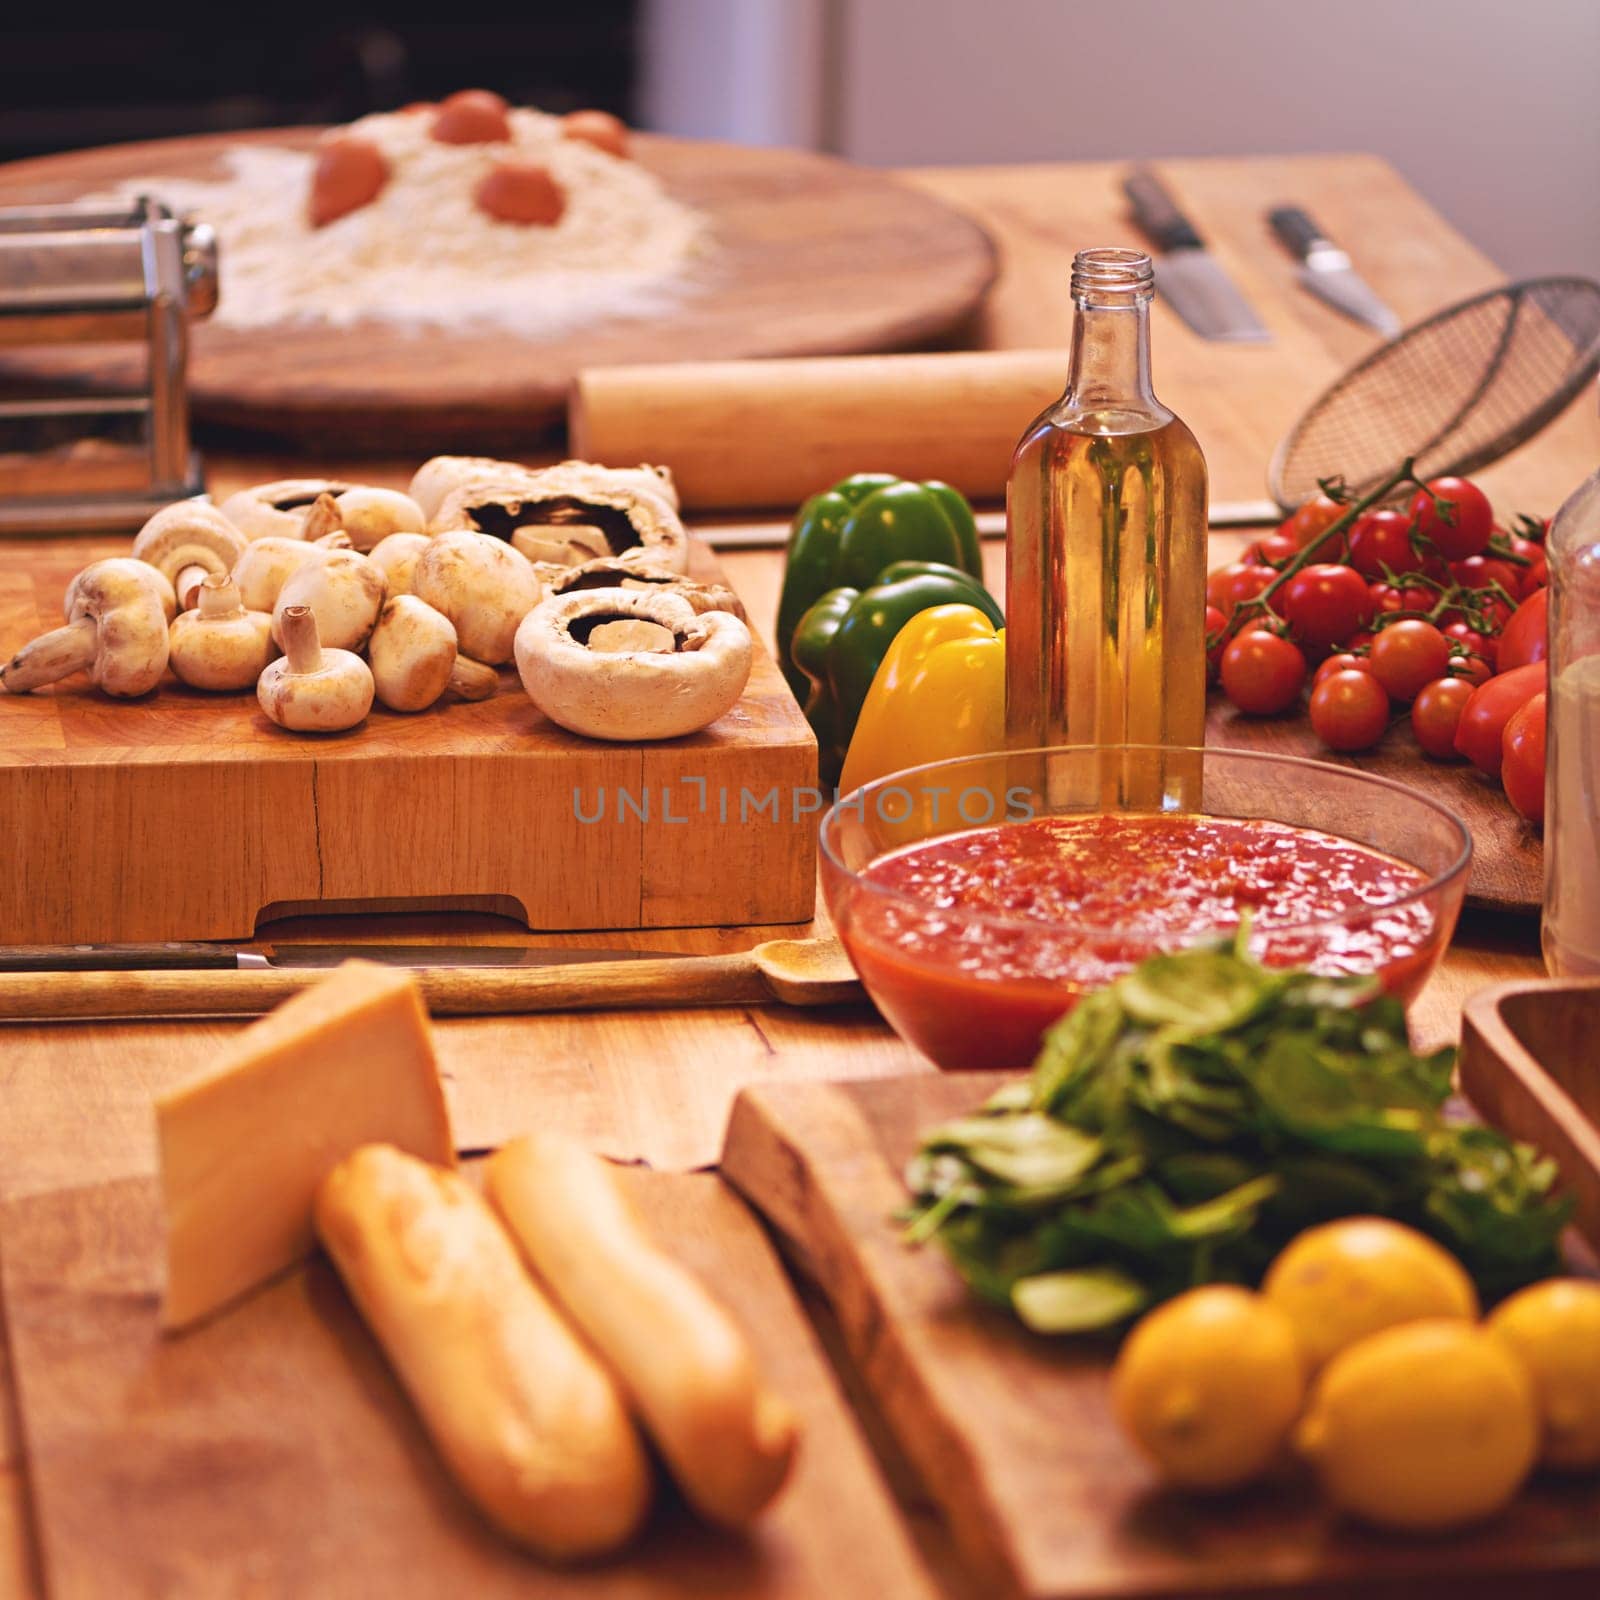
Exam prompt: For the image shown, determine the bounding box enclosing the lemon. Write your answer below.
[1111,1285,1305,1491]
[1489,1278,1600,1472]
[1296,1319,1537,1531]
[1261,1216,1478,1371]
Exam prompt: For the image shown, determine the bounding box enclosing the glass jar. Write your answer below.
[1543,462,1600,976]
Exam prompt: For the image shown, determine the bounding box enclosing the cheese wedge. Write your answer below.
[156,960,454,1332]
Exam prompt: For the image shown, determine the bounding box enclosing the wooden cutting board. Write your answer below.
[0,129,996,449]
[0,536,817,944]
[721,1073,1600,1600]
[1206,694,1541,917]
[0,1164,938,1600]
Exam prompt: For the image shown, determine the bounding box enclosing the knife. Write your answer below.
[1267,205,1401,338]
[1122,169,1271,343]
[0,942,653,972]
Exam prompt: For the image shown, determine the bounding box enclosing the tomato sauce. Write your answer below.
[839,813,1446,1071]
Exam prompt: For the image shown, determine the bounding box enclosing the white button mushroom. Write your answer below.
[271,548,387,653]
[231,537,327,613]
[1,558,170,698]
[333,486,427,551]
[367,595,499,712]
[168,574,275,691]
[132,502,248,611]
[411,531,541,667]
[218,479,354,542]
[549,558,746,619]
[513,588,753,741]
[408,455,533,522]
[367,531,430,596]
[257,605,374,733]
[64,558,177,625]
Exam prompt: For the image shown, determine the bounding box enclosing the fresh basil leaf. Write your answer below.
[1117,950,1276,1032]
[1032,989,1126,1112]
[1012,1267,1149,1333]
[920,1113,1103,1192]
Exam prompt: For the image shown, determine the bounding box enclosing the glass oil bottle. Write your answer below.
[1005,247,1208,809]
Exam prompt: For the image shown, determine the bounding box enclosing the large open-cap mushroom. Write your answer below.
[412,531,541,666]
[65,558,177,624]
[367,595,499,712]
[549,558,745,619]
[231,536,327,613]
[168,574,275,691]
[332,486,427,552]
[1,558,170,698]
[218,479,354,542]
[271,548,387,653]
[367,531,430,596]
[257,605,373,732]
[408,455,535,521]
[428,460,687,578]
[132,501,247,611]
[514,588,752,741]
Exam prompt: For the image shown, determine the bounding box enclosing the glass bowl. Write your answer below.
[820,745,1472,1071]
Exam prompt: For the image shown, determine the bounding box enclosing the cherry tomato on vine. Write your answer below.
[1205,603,1227,678]
[1244,531,1298,567]
[1220,631,1307,715]
[1347,509,1415,579]
[1313,652,1372,688]
[1454,662,1546,775]
[1310,670,1390,751]
[1447,651,1494,687]
[1501,692,1547,824]
[1521,547,1549,590]
[1497,588,1549,672]
[1370,581,1436,617]
[1442,620,1497,669]
[1206,562,1275,618]
[1451,555,1521,600]
[1279,564,1372,651]
[1411,677,1475,758]
[1410,476,1493,561]
[1282,494,1347,557]
[1369,619,1451,702]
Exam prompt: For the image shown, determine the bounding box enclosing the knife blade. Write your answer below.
[1267,205,1401,338]
[0,942,653,972]
[1122,169,1271,343]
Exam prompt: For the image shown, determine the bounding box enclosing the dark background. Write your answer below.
[0,10,639,163]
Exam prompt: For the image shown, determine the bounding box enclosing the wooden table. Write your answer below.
[0,152,1593,1598]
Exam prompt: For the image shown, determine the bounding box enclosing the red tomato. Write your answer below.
[1220,631,1307,715]
[1369,620,1451,702]
[1506,532,1543,573]
[1522,547,1549,590]
[1283,495,1348,557]
[1447,652,1494,687]
[1206,562,1275,618]
[1205,604,1227,678]
[1370,581,1436,617]
[1244,531,1299,567]
[1279,564,1373,650]
[1411,677,1475,758]
[1346,630,1377,654]
[1442,621,1497,668]
[1497,588,1549,673]
[1501,692,1547,824]
[1347,509,1415,579]
[1451,556,1521,599]
[1453,663,1547,775]
[1411,476,1494,561]
[1441,590,1513,635]
[1310,670,1390,752]
[1313,652,1372,688]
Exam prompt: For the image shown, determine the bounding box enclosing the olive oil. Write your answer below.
[1005,249,1207,809]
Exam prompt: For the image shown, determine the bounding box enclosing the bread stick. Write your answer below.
[486,1132,799,1526]
[314,1144,652,1559]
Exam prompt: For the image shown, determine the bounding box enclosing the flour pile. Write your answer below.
[93,108,709,336]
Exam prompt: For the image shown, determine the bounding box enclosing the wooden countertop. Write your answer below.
[0,151,1592,1598]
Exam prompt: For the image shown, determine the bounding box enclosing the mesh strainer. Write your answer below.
[1269,276,1600,510]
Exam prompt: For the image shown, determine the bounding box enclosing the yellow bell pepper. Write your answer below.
[838,603,1005,797]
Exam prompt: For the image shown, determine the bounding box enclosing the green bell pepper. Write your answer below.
[776,474,984,701]
[792,562,1005,781]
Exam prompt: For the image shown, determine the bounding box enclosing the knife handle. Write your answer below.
[1122,169,1203,253]
[0,942,240,972]
[1267,206,1326,262]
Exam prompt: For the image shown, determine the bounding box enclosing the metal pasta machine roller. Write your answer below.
[0,195,218,534]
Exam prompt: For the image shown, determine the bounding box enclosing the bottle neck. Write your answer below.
[1063,295,1157,412]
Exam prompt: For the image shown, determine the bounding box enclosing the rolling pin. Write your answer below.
[570,349,1071,511]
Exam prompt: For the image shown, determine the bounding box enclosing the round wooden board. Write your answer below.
[0,128,997,449]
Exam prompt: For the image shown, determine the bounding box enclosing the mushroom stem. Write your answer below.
[447,655,499,701]
[175,564,209,611]
[0,618,97,692]
[279,605,324,675]
[197,574,244,619]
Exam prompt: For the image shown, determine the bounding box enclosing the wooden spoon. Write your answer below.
[0,936,864,1022]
